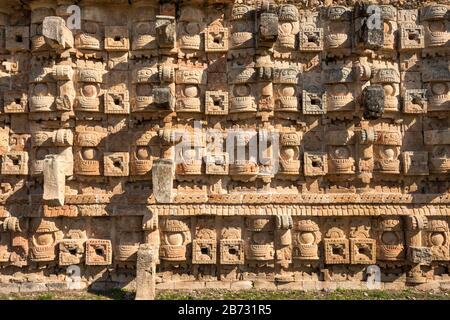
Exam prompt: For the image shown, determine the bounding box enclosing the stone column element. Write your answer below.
[135,244,157,300]
[405,215,432,284]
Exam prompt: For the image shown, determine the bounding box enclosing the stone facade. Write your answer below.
[0,0,449,297]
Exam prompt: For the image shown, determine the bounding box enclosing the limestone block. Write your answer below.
[42,16,74,50]
[135,244,157,300]
[362,85,385,119]
[152,159,174,203]
[43,155,66,206]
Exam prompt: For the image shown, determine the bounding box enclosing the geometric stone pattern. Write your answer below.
[0,0,449,288]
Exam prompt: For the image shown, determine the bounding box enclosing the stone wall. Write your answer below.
[0,0,449,294]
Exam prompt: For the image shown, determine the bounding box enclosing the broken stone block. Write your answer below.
[42,16,74,50]
[152,158,174,203]
[43,155,66,206]
[362,85,385,119]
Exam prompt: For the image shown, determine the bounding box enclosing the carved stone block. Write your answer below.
[220,239,244,265]
[43,155,66,206]
[42,16,74,50]
[299,28,323,52]
[362,85,384,119]
[155,16,175,49]
[152,159,174,203]
[105,26,129,51]
[399,26,424,51]
[104,152,129,176]
[205,153,229,175]
[402,151,429,176]
[85,239,112,266]
[104,91,130,114]
[350,239,376,264]
[403,89,427,113]
[304,152,328,176]
[3,91,28,113]
[59,239,85,265]
[192,239,216,264]
[408,246,432,265]
[324,238,350,264]
[1,151,28,175]
[205,91,229,115]
[153,87,175,110]
[302,90,326,115]
[205,25,228,52]
[5,26,29,51]
[259,12,278,43]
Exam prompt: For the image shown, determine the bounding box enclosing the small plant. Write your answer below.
[37,293,54,300]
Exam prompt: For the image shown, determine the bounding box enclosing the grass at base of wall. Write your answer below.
[0,288,449,300]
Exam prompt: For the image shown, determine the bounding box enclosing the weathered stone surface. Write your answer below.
[19,282,48,293]
[0,283,20,294]
[254,280,277,291]
[231,281,254,291]
[135,244,156,300]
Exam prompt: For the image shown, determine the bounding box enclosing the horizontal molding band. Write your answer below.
[2,203,450,217]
